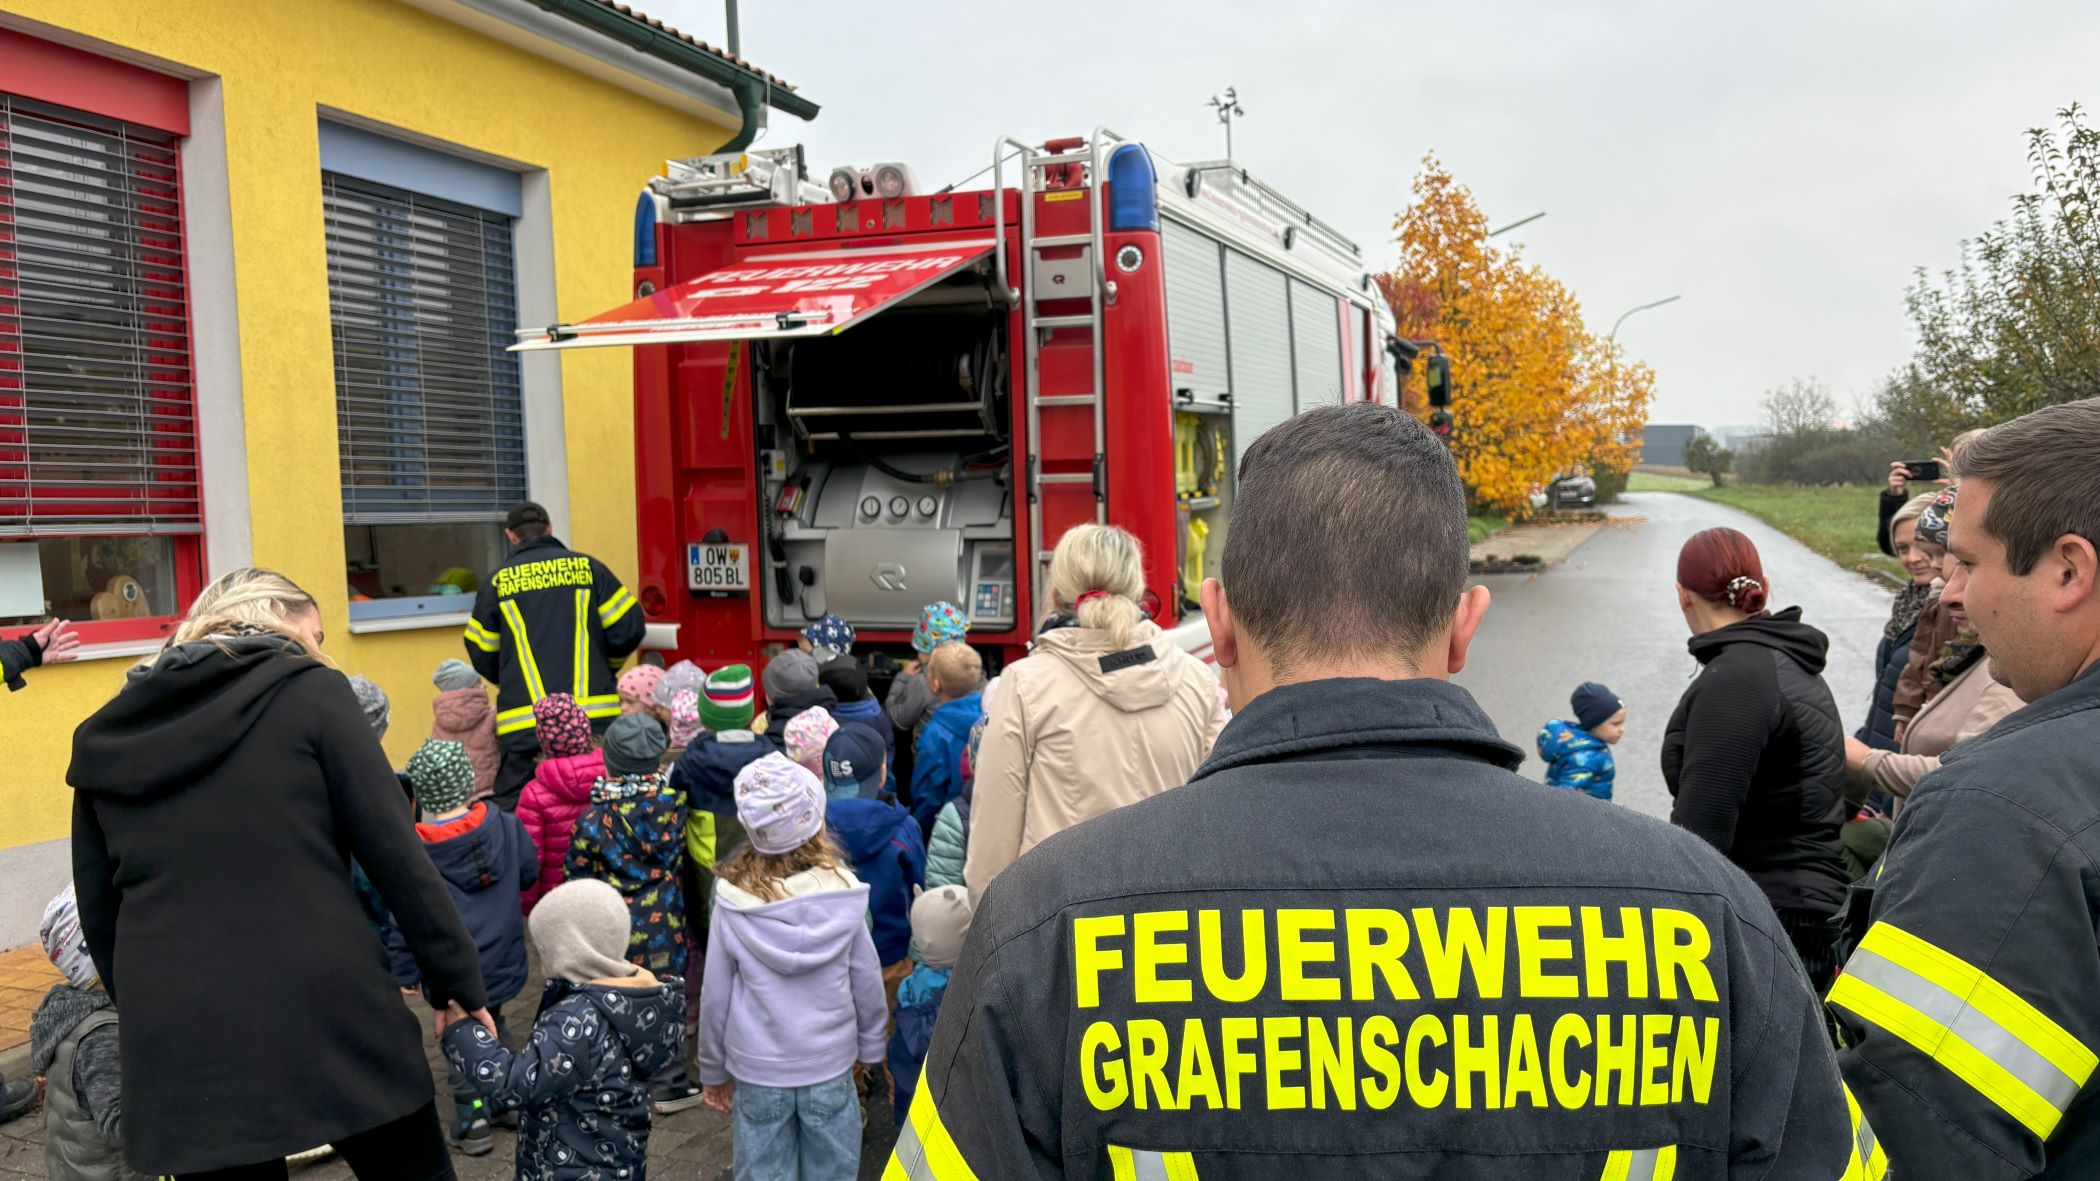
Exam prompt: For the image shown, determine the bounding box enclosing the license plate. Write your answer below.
[687,543,750,594]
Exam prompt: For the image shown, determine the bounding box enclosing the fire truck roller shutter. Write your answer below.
[1160,220,1229,404]
[1290,279,1346,408]
[783,311,1005,444]
[1223,249,1294,467]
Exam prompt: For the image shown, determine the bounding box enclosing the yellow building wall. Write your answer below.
[1,0,736,850]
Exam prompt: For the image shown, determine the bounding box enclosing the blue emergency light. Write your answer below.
[1107,143,1158,233]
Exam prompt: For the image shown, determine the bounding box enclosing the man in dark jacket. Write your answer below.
[893,404,1873,1180]
[1,617,79,692]
[1835,399,2100,1178]
[466,502,646,809]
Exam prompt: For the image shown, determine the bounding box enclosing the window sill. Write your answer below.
[348,610,472,636]
[70,637,166,664]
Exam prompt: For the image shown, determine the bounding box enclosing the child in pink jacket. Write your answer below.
[516,693,606,913]
[430,658,499,802]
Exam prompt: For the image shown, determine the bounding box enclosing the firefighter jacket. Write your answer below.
[893,677,1879,1181]
[1833,661,2100,1179]
[462,535,644,748]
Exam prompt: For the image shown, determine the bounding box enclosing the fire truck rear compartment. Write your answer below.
[755,298,1018,635]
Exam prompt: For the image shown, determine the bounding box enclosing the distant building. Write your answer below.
[1637,423,1698,467]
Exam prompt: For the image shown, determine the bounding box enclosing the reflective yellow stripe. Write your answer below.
[573,589,590,699]
[463,619,500,652]
[1602,1146,1675,1181]
[496,704,538,736]
[1841,1084,1889,1181]
[1108,1145,1201,1181]
[582,701,623,720]
[884,1070,981,1180]
[599,585,637,627]
[499,600,545,702]
[1830,921,2097,1140]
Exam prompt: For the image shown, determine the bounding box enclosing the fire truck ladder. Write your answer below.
[993,130,1116,591]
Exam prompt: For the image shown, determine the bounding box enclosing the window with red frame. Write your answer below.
[0,91,202,642]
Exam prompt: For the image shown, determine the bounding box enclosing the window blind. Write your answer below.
[325,172,525,524]
[0,94,198,536]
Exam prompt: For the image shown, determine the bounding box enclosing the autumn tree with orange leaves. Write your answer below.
[1379,157,1653,516]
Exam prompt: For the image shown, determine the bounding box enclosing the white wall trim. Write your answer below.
[348,610,473,635]
[183,77,254,579]
[514,168,571,542]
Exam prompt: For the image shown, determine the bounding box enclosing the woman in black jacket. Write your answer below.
[1662,528,1849,991]
[67,568,491,1180]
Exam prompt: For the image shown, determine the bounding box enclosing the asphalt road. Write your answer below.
[1456,490,1896,822]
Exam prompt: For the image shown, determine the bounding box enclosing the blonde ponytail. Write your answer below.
[1048,523,1146,650]
[164,567,325,661]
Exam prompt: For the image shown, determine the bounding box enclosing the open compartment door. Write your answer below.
[511,237,997,351]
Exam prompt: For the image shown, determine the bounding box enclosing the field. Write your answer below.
[1626,470,1711,493]
[1467,512,1510,543]
[1682,483,1902,582]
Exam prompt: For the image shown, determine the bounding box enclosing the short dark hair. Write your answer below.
[505,501,551,540]
[1955,399,2100,574]
[1218,403,1468,672]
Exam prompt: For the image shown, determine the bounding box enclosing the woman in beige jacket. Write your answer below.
[963,524,1227,902]
[1845,652,2021,805]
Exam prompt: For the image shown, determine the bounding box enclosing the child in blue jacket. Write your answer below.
[1537,681,1625,801]
[888,885,971,1127]
[822,722,925,976]
[908,642,984,838]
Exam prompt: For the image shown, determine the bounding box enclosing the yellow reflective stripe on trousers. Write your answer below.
[599,585,637,627]
[498,600,546,702]
[884,1074,980,1181]
[1107,1144,1201,1181]
[579,693,622,720]
[572,589,590,699]
[1841,1084,1889,1180]
[463,618,500,652]
[1601,1145,1676,1181]
[1829,921,2098,1140]
[495,704,537,736]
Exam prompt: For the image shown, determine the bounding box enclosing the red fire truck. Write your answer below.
[515,130,1409,672]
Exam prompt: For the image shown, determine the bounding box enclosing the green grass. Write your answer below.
[1683,483,1903,582]
[1626,470,1711,493]
[1467,512,1510,544]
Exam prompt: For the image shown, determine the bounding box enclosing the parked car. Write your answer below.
[1550,472,1596,508]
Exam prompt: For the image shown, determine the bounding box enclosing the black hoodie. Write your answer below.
[67,636,485,1174]
[1662,607,1850,914]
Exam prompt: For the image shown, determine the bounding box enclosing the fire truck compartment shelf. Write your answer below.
[509,238,997,351]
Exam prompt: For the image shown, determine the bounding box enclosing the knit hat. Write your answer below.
[734,752,827,855]
[911,885,974,971]
[783,706,840,776]
[817,655,870,704]
[824,722,888,800]
[348,675,390,738]
[603,712,668,777]
[618,663,666,713]
[1571,682,1623,731]
[1916,486,1957,550]
[432,659,481,693]
[701,664,756,732]
[655,661,706,747]
[534,692,594,759]
[913,601,970,655]
[762,650,821,703]
[39,884,96,990]
[529,878,638,984]
[407,739,476,814]
[801,614,856,659]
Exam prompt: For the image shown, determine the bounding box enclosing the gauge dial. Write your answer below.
[917,495,939,517]
[859,495,881,518]
[888,495,909,518]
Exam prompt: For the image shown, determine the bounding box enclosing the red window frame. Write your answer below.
[0,30,202,648]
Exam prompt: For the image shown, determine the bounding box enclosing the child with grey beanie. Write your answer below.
[888,884,972,1128]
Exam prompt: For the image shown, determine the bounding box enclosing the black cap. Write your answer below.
[505,502,550,532]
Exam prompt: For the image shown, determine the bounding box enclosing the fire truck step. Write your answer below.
[1031,314,1097,329]
[1031,234,1092,248]
[1035,472,1094,484]
[1035,394,1099,407]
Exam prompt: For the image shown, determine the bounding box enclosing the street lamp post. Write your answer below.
[1609,294,1681,344]
[1206,87,1245,159]
[1488,211,1546,238]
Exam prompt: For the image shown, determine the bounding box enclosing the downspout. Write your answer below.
[722,76,765,152]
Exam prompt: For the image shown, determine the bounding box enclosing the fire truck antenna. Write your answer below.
[1206,87,1245,160]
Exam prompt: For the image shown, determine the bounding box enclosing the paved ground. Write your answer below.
[1456,491,1894,821]
[1470,518,1605,568]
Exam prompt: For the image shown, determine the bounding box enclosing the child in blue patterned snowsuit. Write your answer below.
[1537,681,1625,801]
[567,714,687,977]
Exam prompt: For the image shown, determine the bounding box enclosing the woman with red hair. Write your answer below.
[1662,527,1849,989]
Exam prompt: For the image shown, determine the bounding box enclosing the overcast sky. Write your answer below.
[651,0,2100,429]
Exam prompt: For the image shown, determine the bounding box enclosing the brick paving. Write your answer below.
[0,948,61,1059]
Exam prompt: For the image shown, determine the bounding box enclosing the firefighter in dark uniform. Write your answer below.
[464,502,645,809]
[891,404,1876,1180]
[1835,403,2100,1179]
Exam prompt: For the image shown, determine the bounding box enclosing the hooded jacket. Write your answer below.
[31,984,150,1181]
[1851,654,2021,806]
[696,866,889,1089]
[669,730,778,816]
[1537,718,1615,800]
[67,636,484,1174]
[517,749,606,912]
[1858,618,1917,752]
[831,694,893,758]
[909,692,983,834]
[443,974,685,1181]
[430,685,500,801]
[962,620,1226,901]
[826,797,926,963]
[401,803,537,1003]
[1662,607,1849,915]
[898,677,1870,1179]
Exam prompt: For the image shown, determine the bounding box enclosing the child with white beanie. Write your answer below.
[698,753,887,1181]
[886,884,972,1130]
[30,884,151,1181]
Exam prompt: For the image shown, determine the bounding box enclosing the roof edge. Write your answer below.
[528,0,818,121]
